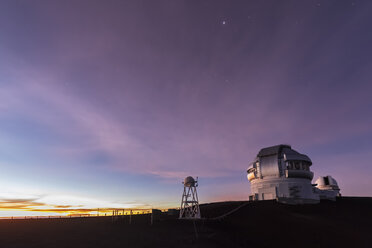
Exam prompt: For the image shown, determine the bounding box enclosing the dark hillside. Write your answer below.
[199,197,372,247]
[0,197,371,248]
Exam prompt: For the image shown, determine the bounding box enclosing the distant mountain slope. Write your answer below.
[199,197,372,247]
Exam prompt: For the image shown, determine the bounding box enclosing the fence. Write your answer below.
[0,208,174,221]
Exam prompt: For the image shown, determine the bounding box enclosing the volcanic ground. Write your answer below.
[0,197,371,248]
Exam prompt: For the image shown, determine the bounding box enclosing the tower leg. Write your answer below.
[179,186,200,219]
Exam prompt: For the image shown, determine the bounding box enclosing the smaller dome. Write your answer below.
[315,176,339,190]
[184,176,195,187]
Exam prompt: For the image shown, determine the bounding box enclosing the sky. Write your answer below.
[0,0,371,216]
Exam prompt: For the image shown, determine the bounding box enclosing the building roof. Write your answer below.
[257,144,291,157]
[257,144,312,164]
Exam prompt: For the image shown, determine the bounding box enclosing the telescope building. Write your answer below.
[247,144,340,204]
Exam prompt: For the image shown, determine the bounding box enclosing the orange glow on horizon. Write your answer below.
[0,202,167,218]
[0,196,171,218]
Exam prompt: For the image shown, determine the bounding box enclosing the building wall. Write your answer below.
[251,178,319,202]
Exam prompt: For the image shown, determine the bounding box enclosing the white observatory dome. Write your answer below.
[314,175,341,200]
[315,176,339,190]
[184,176,195,187]
[247,144,319,204]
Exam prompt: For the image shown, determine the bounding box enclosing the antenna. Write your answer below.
[179,176,201,219]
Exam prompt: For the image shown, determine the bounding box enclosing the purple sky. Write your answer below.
[0,0,371,215]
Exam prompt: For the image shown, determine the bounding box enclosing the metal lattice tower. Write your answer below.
[179,176,201,219]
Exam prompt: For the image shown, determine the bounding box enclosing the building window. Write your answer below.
[288,162,294,170]
[302,162,309,171]
[295,162,300,170]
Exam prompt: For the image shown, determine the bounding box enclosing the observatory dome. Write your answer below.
[315,176,339,190]
[247,144,319,204]
[247,144,314,183]
[314,176,341,200]
[184,176,195,187]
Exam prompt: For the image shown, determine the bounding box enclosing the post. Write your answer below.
[193,220,198,239]
[151,210,153,226]
[129,210,132,224]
